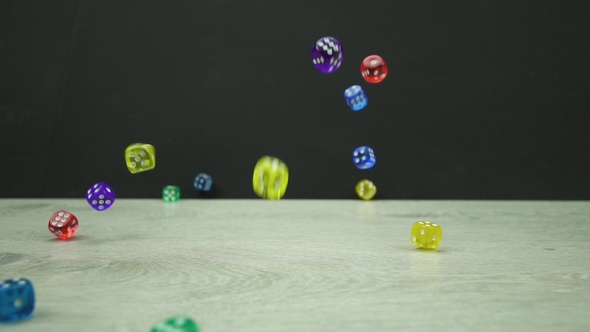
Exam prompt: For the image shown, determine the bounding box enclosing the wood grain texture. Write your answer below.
[1,199,589,332]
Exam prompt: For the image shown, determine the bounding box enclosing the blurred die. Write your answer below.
[193,173,213,192]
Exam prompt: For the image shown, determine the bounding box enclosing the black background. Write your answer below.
[1,0,589,199]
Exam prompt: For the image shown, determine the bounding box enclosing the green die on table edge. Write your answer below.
[162,186,180,202]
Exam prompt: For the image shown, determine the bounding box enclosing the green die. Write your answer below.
[162,186,180,202]
[151,316,199,332]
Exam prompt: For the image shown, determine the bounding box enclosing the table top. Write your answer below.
[1,199,589,331]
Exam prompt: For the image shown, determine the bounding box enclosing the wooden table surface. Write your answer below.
[0,199,589,332]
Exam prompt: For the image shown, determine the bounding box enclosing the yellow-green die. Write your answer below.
[125,143,156,174]
[411,221,443,249]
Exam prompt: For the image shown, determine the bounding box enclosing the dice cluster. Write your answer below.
[312,36,389,200]
[2,35,441,328]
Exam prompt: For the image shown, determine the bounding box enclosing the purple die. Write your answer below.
[86,182,115,211]
[311,36,344,74]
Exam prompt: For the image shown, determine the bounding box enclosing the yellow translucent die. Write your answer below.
[252,156,289,200]
[411,221,443,249]
[125,143,156,174]
[355,179,377,200]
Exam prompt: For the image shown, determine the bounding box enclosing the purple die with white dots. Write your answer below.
[86,182,115,211]
[311,36,344,74]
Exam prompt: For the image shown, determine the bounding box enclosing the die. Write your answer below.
[344,85,368,111]
[125,143,156,174]
[355,179,377,200]
[0,278,35,322]
[311,36,344,74]
[48,210,79,240]
[151,316,199,332]
[252,156,289,200]
[361,55,388,84]
[411,221,443,249]
[86,182,115,211]
[193,173,213,192]
[352,146,376,170]
[163,186,180,202]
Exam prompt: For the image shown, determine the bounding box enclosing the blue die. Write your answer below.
[344,85,368,111]
[353,146,376,169]
[193,173,213,192]
[0,278,35,323]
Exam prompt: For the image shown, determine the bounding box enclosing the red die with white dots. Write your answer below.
[48,210,79,240]
[360,55,388,84]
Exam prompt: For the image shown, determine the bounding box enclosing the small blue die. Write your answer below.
[352,146,376,170]
[344,85,368,111]
[0,278,35,323]
[193,173,213,192]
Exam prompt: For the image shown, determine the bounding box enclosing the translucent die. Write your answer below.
[193,173,213,192]
[252,156,289,200]
[0,278,35,322]
[48,210,79,240]
[86,182,115,211]
[411,221,443,249]
[353,146,376,170]
[360,55,388,84]
[344,85,368,111]
[311,36,344,74]
[355,179,377,200]
[163,186,180,202]
[125,143,156,174]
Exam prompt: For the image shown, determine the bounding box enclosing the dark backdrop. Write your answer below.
[1,0,589,199]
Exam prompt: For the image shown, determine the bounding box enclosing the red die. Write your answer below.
[48,210,79,240]
[360,55,388,84]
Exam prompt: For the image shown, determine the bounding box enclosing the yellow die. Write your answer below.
[125,143,156,174]
[411,221,443,249]
[355,179,377,200]
[252,156,289,200]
